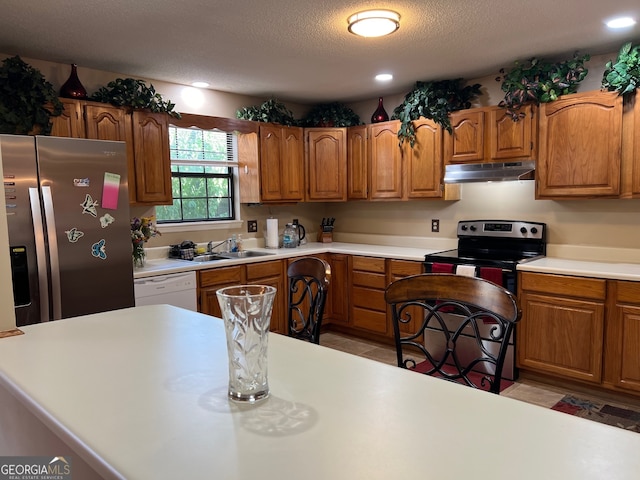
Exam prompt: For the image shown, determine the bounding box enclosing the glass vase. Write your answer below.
[133,242,146,268]
[371,97,389,123]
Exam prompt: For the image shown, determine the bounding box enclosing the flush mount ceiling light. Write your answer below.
[375,73,393,82]
[191,81,210,88]
[606,16,636,29]
[348,10,400,38]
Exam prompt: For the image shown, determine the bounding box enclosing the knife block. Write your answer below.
[318,230,333,243]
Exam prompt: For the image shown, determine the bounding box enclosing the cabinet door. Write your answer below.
[605,281,640,393]
[281,126,304,201]
[306,128,346,201]
[50,98,85,138]
[403,119,444,198]
[444,110,485,163]
[237,131,260,203]
[84,104,137,203]
[369,121,402,200]
[259,125,304,202]
[537,91,622,198]
[198,266,244,318]
[488,105,535,161]
[388,260,424,339]
[131,111,172,205]
[246,260,285,334]
[328,253,349,326]
[347,125,368,199]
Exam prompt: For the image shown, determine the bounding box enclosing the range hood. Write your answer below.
[444,160,535,183]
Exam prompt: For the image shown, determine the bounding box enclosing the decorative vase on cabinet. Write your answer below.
[60,64,87,99]
[371,97,389,123]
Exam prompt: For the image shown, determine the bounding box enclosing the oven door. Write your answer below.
[423,311,516,380]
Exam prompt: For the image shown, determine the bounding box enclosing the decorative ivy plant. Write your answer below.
[300,102,362,127]
[602,42,640,95]
[90,78,181,118]
[236,98,297,126]
[391,79,482,147]
[497,53,590,119]
[0,56,63,135]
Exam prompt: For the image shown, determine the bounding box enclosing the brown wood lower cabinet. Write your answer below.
[605,281,640,393]
[197,260,285,334]
[387,259,424,339]
[327,253,349,326]
[350,256,389,335]
[246,260,286,334]
[518,272,609,386]
[198,265,244,320]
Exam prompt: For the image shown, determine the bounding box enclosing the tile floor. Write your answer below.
[320,331,640,412]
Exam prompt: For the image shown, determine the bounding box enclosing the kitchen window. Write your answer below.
[156,125,239,225]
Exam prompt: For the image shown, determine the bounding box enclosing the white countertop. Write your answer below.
[518,257,640,281]
[134,241,640,282]
[1,305,640,479]
[133,241,443,278]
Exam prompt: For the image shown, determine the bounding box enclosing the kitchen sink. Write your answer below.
[219,250,274,258]
[190,254,229,263]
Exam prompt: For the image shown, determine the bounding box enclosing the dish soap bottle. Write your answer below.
[282,223,298,248]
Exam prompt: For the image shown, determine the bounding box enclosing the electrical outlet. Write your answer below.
[431,219,440,233]
[247,220,258,233]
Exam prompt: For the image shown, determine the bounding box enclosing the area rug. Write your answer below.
[551,395,640,433]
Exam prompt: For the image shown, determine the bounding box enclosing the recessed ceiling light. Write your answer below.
[606,16,636,29]
[375,73,393,82]
[348,10,400,38]
[191,81,210,88]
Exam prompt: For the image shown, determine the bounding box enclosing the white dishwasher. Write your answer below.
[134,271,198,311]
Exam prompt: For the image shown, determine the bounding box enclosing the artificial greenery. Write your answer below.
[0,56,63,135]
[391,79,482,147]
[497,53,590,119]
[236,98,297,126]
[90,78,181,118]
[300,102,362,127]
[602,42,640,95]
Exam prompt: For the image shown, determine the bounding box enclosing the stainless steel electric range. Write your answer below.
[423,219,547,380]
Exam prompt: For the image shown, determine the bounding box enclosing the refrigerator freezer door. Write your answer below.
[1,135,44,326]
[35,136,134,319]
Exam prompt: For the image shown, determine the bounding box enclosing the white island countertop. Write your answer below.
[1,305,640,479]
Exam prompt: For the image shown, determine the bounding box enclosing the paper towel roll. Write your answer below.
[266,218,279,248]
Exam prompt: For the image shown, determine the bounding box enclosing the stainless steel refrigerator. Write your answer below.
[2,135,135,327]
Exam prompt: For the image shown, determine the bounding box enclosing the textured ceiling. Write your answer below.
[1,0,639,104]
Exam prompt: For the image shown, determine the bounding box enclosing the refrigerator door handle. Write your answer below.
[28,187,50,322]
[41,186,62,320]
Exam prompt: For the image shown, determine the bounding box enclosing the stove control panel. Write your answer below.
[457,220,545,239]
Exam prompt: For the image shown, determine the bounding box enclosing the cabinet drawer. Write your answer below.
[389,259,423,277]
[614,281,640,304]
[351,286,387,311]
[246,260,282,280]
[352,307,388,334]
[352,256,385,273]
[352,271,386,289]
[520,272,606,300]
[199,266,243,288]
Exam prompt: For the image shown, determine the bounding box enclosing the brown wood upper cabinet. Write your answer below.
[445,105,537,164]
[259,124,304,202]
[536,91,623,198]
[368,120,458,201]
[347,125,368,200]
[50,99,172,205]
[305,128,347,201]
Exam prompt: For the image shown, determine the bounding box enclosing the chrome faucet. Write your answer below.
[207,239,229,253]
